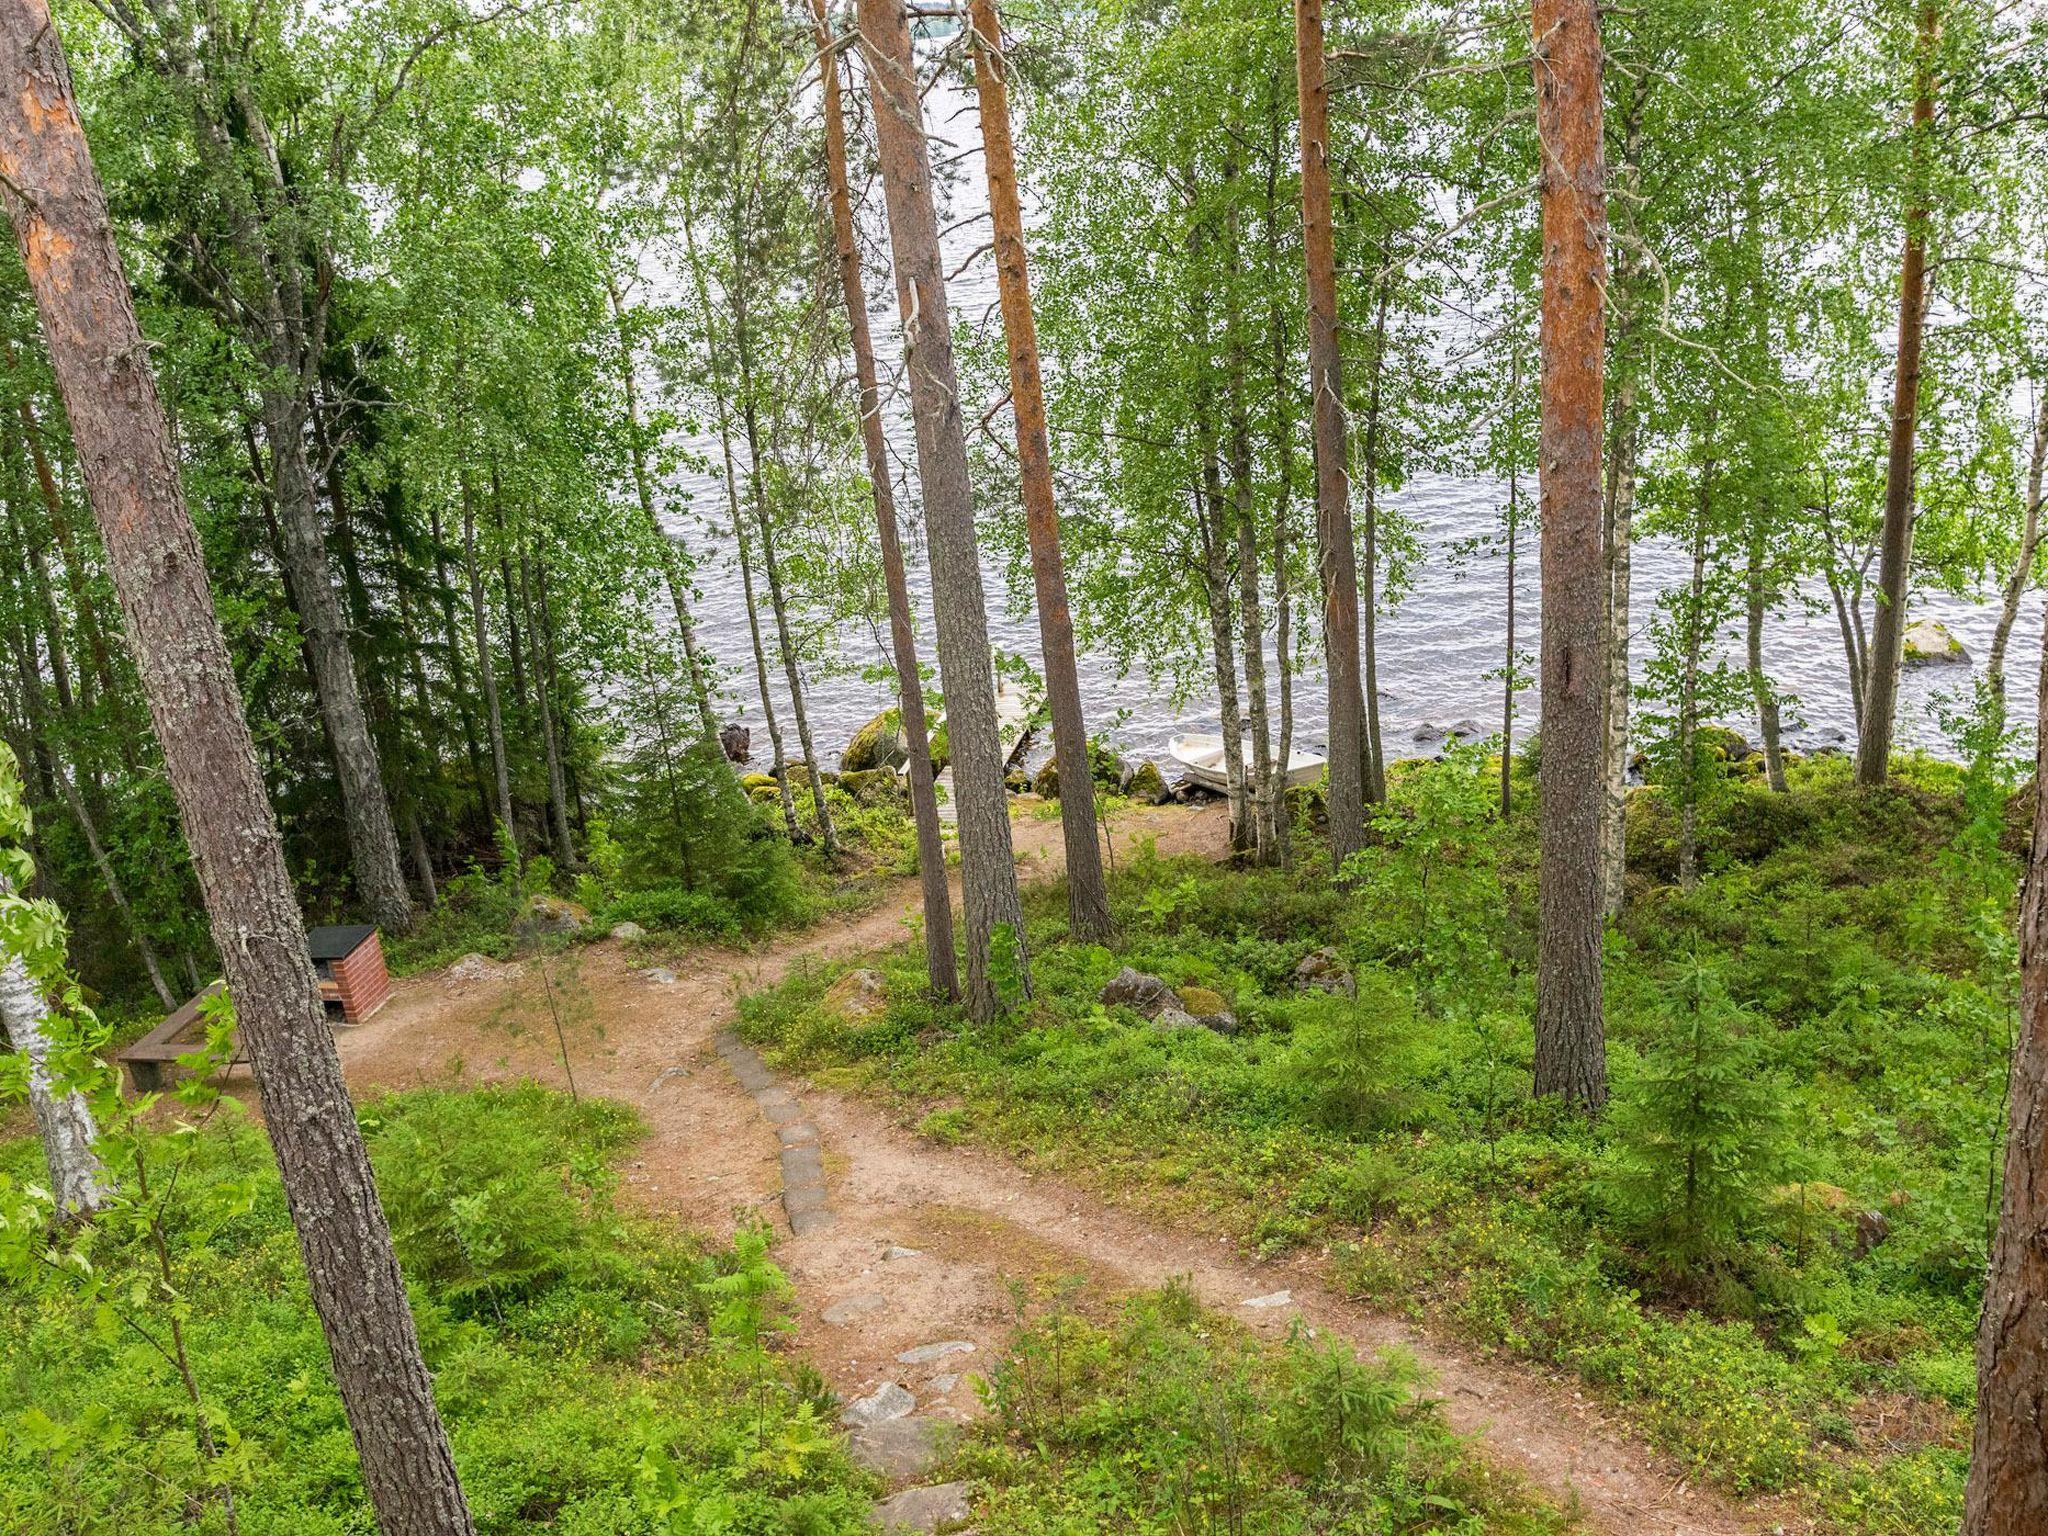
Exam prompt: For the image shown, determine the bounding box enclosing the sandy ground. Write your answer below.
[320,799,1792,1535]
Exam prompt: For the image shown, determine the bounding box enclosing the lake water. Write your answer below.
[660,78,2038,773]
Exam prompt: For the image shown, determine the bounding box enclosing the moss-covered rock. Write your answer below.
[838,768,902,807]
[842,708,905,773]
[820,967,889,1024]
[1032,760,1060,798]
[1902,618,1968,666]
[740,772,777,791]
[1126,759,1169,805]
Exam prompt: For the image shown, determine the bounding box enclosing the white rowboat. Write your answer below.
[1167,733,1326,795]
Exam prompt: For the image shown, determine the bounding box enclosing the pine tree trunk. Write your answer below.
[970,0,1111,936]
[606,278,721,747]
[0,14,477,1528]
[1965,604,2048,1536]
[1987,393,2048,713]
[1293,0,1368,867]
[1857,2,1940,788]
[1530,0,1609,1113]
[860,0,1028,1022]
[462,475,518,862]
[810,0,956,997]
[0,870,105,1217]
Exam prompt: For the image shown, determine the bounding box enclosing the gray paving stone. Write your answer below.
[839,1380,914,1427]
[874,1480,972,1532]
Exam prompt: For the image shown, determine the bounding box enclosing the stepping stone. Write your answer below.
[641,967,678,985]
[777,1121,817,1146]
[1242,1290,1293,1310]
[897,1340,974,1366]
[824,1292,889,1325]
[841,1380,915,1428]
[874,1480,971,1533]
[788,1206,836,1236]
[927,1373,960,1395]
[883,1245,922,1261]
[781,1143,824,1185]
[849,1416,949,1479]
[757,1090,803,1126]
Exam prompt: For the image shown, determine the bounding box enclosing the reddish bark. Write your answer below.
[0,7,475,1531]
[1530,0,1609,1110]
[1966,582,2048,1535]
[969,0,1113,941]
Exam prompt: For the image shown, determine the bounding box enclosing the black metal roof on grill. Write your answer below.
[305,924,377,962]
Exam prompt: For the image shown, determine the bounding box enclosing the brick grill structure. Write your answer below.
[308,924,392,1025]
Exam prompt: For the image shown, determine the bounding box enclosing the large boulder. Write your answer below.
[1902,618,1969,666]
[515,894,588,940]
[1099,966,1175,1018]
[1032,759,1061,798]
[720,723,751,763]
[844,708,910,773]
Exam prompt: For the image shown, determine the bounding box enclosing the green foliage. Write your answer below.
[963,1285,1561,1535]
[1282,973,1423,1134]
[1602,958,1787,1281]
[0,1088,872,1535]
[737,759,2000,1531]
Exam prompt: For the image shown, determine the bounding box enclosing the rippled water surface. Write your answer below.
[660,80,2038,772]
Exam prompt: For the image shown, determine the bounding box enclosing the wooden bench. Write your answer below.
[117,981,238,1093]
[117,926,392,1093]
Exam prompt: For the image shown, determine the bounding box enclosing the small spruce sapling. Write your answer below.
[1605,954,1786,1282]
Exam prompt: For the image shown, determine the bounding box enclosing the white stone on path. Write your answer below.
[897,1340,975,1365]
[841,1381,916,1428]
[1242,1289,1293,1310]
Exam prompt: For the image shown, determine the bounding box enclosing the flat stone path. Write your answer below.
[717,1030,835,1235]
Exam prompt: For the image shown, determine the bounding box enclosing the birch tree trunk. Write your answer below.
[1857,2,1940,788]
[810,0,956,997]
[0,871,105,1218]
[970,0,1111,937]
[1530,0,1610,1112]
[1746,521,1788,793]
[462,476,518,861]
[860,0,1028,1022]
[1293,0,1367,868]
[0,11,477,1528]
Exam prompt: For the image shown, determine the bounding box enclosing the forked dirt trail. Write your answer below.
[335,802,1786,1536]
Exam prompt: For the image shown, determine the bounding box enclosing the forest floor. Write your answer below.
[323,799,1784,1536]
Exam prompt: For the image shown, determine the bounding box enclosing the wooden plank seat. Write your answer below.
[117,926,391,1094]
[116,981,237,1093]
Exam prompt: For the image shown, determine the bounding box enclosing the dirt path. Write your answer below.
[334,801,1787,1536]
